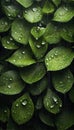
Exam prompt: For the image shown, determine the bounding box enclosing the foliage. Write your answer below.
[0,0,74,130]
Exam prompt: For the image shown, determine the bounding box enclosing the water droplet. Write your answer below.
[1,22,4,25]
[7,41,10,44]
[4,110,7,113]
[8,13,11,17]
[50,105,54,108]
[9,78,13,81]
[22,100,27,106]
[67,75,71,79]
[36,37,38,40]
[60,104,62,107]
[13,59,16,62]
[51,55,54,58]
[10,37,13,41]
[18,37,21,41]
[7,85,11,88]
[22,51,25,54]
[5,22,8,25]
[41,41,46,45]
[59,81,63,84]
[16,103,19,107]
[53,97,58,103]
[25,10,27,13]
[36,44,41,48]
[46,58,48,61]
[32,8,37,12]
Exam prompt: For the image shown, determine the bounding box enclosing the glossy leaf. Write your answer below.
[31,26,45,39]
[69,87,74,103]
[43,23,61,44]
[0,106,10,123]
[29,37,48,59]
[2,36,19,50]
[2,4,20,19]
[43,89,62,114]
[23,6,43,23]
[0,70,25,95]
[53,5,74,22]
[42,1,55,14]
[45,46,74,71]
[11,19,31,45]
[52,69,74,94]
[16,0,33,8]
[52,0,61,6]
[29,76,48,95]
[39,110,54,127]
[6,47,36,67]
[20,63,46,84]
[11,93,34,125]
[61,23,74,42]
[55,110,74,130]
[0,17,11,32]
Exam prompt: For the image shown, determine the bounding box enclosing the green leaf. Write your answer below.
[39,110,54,127]
[29,76,48,95]
[2,36,19,50]
[6,47,36,67]
[29,37,48,59]
[52,69,74,94]
[42,1,55,14]
[7,118,19,130]
[43,89,62,114]
[2,4,20,20]
[45,46,74,71]
[0,106,10,123]
[23,6,43,23]
[0,17,11,32]
[55,110,74,130]
[20,63,46,84]
[52,0,61,6]
[16,0,33,8]
[11,93,34,125]
[69,87,74,103]
[53,5,74,22]
[0,70,25,95]
[35,96,43,110]
[61,23,74,42]
[11,19,31,45]
[43,23,61,44]
[31,26,45,39]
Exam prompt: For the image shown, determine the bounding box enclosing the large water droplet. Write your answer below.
[22,100,27,106]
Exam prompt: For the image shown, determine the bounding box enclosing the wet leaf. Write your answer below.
[11,93,34,125]
[23,6,43,23]
[16,0,33,8]
[43,23,61,44]
[29,36,48,59]
[0,70,25,95]
[52,0,61,6]
[6,47,36,67]
[52,69,74,94]
[11,18,31,45]
[53,5,74,22]
[20,63,46,84]
[0,17,11,32]
[69,87,74,103]
[45,46,74,71]
[2,36,19,50]
[43,89,62,114]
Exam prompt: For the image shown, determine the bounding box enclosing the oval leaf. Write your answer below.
[11,19,31,45]
[23,6,43,23]
[0,70,25,95]
[20,63,46,84]
[11,93,34,125]
[52,69,74,94]
[45,46,74,71]
[69,87,74,103]
[53,5,74,22]
[43,89,62,114]
[6,47,36,67]
[16,0,33,8]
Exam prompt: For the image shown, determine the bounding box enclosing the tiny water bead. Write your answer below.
[32,8,37,12]
[50,105,54,109]
[16,103,19,107]
[7,85,11,89]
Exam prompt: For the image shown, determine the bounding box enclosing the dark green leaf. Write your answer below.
[45,46,74,71]
[52,0,61,6]
[29,37,48,59]
[11,19,31,45]
[43,89,62,114]
[6,47,36,67]
[69,87,74,103]
[20,63,46,84]
[11,93,34,125]
[52,69,74,94]
[43,23,61,44]
[0,70,25,95]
